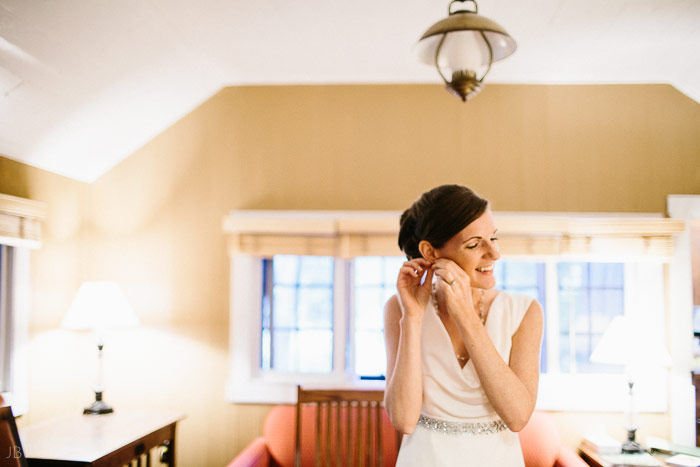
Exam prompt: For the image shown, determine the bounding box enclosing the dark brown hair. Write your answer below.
[398,184,489,259]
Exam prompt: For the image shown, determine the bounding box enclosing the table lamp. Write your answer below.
[61,281,139,415]
[590,315,672,453]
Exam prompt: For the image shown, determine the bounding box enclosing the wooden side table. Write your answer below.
[19,411,183,467]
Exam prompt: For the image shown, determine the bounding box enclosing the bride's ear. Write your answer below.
[419,240,438,262]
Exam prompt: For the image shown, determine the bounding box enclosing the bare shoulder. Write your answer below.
[384,294,402,323]
[516,299,543,337]
[526,298,543,318]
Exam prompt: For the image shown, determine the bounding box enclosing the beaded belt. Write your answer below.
[417,414,507,435]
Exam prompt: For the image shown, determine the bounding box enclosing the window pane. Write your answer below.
[517,287,540,301]
[559,332,571,373]
[261,329,271,371]
[299,256,334,285]
[273,255,299,284]
[558,262,588,289]
[575,334,593,372]
[355,286,384,330]
[495,260,547,374]
[504,262,539,288]
[355,257,383,286]
[262,256,334,373]
[557,262,624,374]
[272,285,297,328]
[382,286,396,306]
[590,263,623,288]
[352,256,404,378]
[383,257,405,285]
[355,330,386,377]
[271,329,333,373]
[493,263,505,286]
[298,330,333,373]
[558,289,589,334]
[298,288,333,328]
[590,290,623,334]
[271,329,294,372]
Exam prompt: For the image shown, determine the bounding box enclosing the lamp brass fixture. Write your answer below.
[415,0,516,102]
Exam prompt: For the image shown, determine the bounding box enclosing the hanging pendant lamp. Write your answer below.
[415,0,516,102]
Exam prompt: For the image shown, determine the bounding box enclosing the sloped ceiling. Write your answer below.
[1,0,699,182]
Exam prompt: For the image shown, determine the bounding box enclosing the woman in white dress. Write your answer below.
[384,185,543,466]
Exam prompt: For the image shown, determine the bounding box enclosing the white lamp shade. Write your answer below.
[61,281,139,331]
[590,315,672,368]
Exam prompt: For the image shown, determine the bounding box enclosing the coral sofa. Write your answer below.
[229,407,587,467]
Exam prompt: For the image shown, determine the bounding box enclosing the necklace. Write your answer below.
[432,285,486,363]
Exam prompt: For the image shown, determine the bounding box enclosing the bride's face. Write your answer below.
[434,210,501,289]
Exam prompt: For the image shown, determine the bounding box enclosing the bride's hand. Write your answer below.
[432,258,476,320]
[396,258,434,318]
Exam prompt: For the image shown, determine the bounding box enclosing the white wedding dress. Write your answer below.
[395,290,533,466]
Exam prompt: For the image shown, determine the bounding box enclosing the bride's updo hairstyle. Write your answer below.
[398,184,488,260]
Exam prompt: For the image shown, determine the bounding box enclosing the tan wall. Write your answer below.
[2,83,699,465]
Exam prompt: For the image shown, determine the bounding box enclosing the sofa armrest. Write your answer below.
[554,446,589,467]
[228,437,271,467]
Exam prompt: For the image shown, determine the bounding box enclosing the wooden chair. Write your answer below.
[294,386,398,467]
[0,406,27,467]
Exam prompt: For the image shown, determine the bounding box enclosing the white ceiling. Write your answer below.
[1,0,699,182]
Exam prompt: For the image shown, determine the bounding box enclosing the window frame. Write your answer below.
[0,246,30,415]
[0,194,44,415]
[535,259,668,412]
[227,255,358,404]
[224,210,685,407]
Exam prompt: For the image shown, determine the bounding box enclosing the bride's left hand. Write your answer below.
[432,258,476,320]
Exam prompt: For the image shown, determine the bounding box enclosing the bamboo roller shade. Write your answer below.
[0,194,46,248]
[223,210,686,260]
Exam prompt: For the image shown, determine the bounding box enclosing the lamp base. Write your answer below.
[621,428,646,453]
[83,391,113,415]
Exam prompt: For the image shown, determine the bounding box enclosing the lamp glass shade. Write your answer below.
[415,11,516,70]
[61,281,139,332]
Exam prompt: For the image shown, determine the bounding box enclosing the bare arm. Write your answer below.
[433,259,543,431]
[457,299,543,431]
[383,258,433,434]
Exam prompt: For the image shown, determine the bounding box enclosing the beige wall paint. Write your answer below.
[2,83,699,465]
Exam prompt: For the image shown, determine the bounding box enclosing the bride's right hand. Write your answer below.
[396,258,434,318]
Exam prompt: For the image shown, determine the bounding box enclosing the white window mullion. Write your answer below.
[544,260,560,374]
[333,258,348,378]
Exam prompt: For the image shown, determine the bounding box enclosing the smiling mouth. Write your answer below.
[476,265,494,273]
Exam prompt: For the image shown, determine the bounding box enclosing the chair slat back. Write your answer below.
[295,386,394,467]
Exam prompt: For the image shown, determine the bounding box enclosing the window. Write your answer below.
[0,194,43,415]
[493,261,547,371]
[258,256,625,380]
[557,262,624,374]
[0,245,11,392]
[225,210,683,406]
[0,245,30,414]
[352,256,404,378]
[261,256,335,373]
[255,255,404,381]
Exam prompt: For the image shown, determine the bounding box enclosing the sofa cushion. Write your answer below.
[518,411,562,467]
[264,406,296,467]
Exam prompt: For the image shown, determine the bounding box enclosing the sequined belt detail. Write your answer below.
[417,414,507,435]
